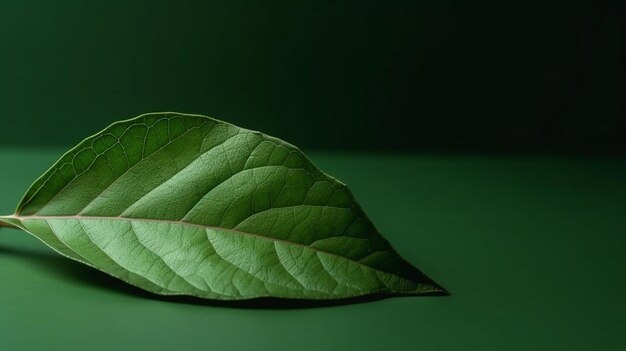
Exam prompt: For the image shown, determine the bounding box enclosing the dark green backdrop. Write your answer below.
[1,0,624,153]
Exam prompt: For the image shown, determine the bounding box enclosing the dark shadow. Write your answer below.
[0,245,449,309]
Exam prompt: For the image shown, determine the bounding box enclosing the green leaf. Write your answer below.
[0,112,445,301]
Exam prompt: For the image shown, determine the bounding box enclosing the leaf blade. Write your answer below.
[6,112,446,300]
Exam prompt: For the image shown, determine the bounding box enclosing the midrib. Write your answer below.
[0,214,424,287]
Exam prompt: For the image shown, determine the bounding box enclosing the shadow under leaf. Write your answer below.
[0,244,448,309]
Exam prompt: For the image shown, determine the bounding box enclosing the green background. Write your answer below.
[1,1,625,349]
[1,149,625,350]
[0,0,624,153]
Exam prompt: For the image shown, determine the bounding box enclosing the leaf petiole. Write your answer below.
[0,216,18,229]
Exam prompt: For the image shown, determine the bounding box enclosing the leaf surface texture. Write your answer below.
[0,113,444,300]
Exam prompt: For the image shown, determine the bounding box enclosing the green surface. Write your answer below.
[1,148,625,350]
